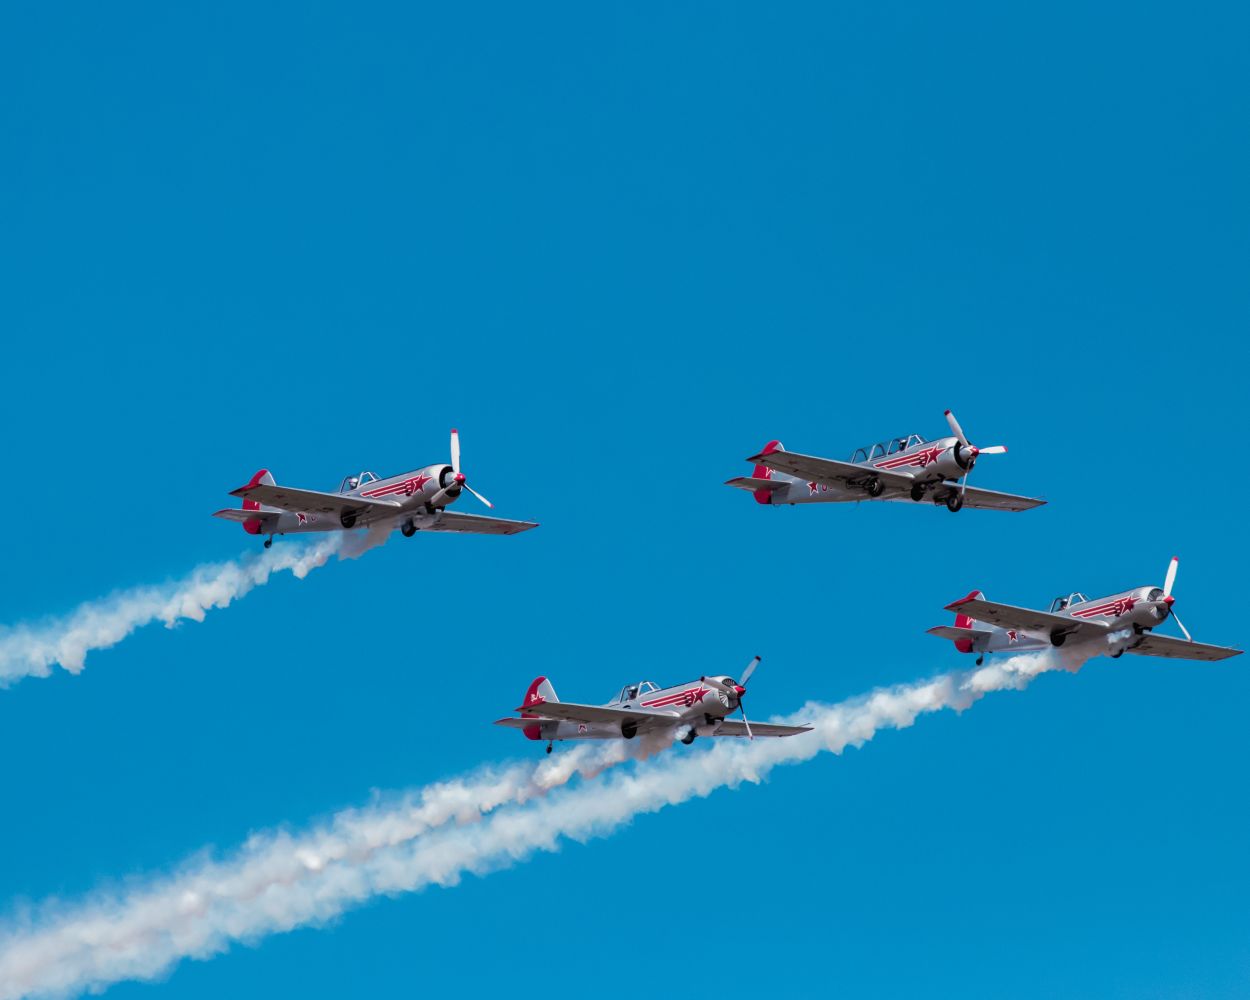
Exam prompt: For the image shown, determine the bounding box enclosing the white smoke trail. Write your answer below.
[0,537,344,686]
[0,648,1087,998]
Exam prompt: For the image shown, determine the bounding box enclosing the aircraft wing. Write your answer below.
[212,508,281,528]
[943,595,1108,638]
[413,511,538,535]
[724,476,789,493]
[510,700,663,726]
[927,483,1046,512]
[713,720,811,738]
[229,482,401,519]
[747,448,916,491]
[1127,633,1243,662]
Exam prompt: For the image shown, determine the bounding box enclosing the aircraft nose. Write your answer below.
[733,685,746,698]
[1163,595,1175,605]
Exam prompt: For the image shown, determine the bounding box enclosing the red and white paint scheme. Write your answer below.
[495,656,811,753]
[213,429,538,547]
[727,409,1044,513]
[927,557,1242,664]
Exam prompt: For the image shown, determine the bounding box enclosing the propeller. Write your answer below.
[944,409,1008,498]
[1159,555,1192,641]
[449,428,494,509]
[701,655,761,740]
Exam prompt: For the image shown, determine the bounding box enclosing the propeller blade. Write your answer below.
[739,655,761,687]
[739,703,754,741]
[1164,556,1178,599]
[464,482,494,509]
[450,428,461,475]
[944,409,970,448]
[978,445,1008,455]
[1171,609,1193,642]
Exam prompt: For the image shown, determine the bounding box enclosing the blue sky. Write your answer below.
[2,2,1248,996]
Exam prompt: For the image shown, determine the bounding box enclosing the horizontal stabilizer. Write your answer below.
[926,625,981,641]
[724,476,788,492]
[212,508,279,526]
[493,717,539,729]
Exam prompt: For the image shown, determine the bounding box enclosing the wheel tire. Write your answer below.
[945,491,964,513]
[681,731,696,745]
[866,477,884,498]
[401,521,416,538]
[340,511,358,529]
[1050,631,1067,647]
[910,484,925,502]
[1110,650,1124,658]
[620,722,638,740]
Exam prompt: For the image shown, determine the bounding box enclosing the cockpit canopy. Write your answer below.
[849,434,925,463]
[1049,592,1089,612]
[615,680,659,704]
[338,471,379,494]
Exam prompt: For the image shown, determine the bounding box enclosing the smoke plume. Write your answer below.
[0,537,344,686]
[0,648,1087,998]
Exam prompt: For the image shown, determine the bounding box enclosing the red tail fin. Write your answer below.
[953,590,983,630]
[240,469,275,535]
[521,676,557,741]
[752,441,783,505]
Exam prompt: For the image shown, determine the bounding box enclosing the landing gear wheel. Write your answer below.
[1111,650,1124,658]
[865,477,885,498]
[945,491,964,513]
[681,731,696,745]
[620,722,638,740]
[264,537,273,549]
[976,655,984,666]
[340,511,358,529]
[910,484,926,502]
[400,520,416,538]
[545,742,553,755]
[1050,631,1067,647]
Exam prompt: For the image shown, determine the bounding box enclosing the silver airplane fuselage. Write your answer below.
[525,676,745,743]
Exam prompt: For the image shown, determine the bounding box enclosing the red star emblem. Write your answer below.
[297,512,309,525]
[808,481,819,496]
[917,446,942,467]
[405,473,433,497]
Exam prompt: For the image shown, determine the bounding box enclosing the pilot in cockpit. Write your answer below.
[346,476,359,491]
[622,684,639,702]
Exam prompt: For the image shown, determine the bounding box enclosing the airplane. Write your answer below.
[494,656,812,753]
[727,409,1044,512]
[213,429,538,546]
[927,557,1243,664]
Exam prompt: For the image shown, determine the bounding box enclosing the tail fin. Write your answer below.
[241,469,277,535]
[521,676,557,741]
[751,440,786,505]
[953,591,983,631]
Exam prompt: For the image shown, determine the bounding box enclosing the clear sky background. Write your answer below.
[2,2,1248,997]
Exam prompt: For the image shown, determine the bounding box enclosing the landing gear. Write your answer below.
[976,654,985,666]
[264,536,273,549]
[1050,631,1067,647]
[1110,650,1124,658]
[910,484,926,502]
[864,477,885,498]
[681,730,697,745]
[620,722,638,740]
[945,491,964,513]
[339,511,358,529]
[400,520,417,538]
[545,741,553,755]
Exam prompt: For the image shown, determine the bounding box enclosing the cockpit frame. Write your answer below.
[339,471,380,494]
